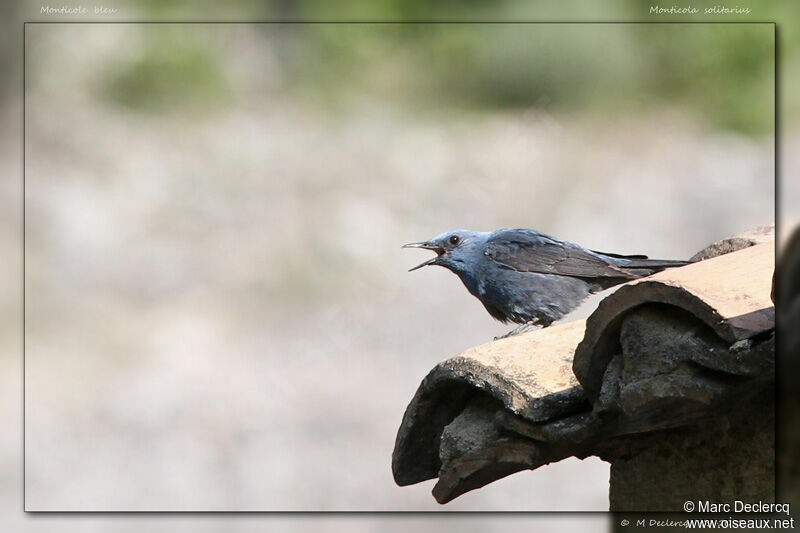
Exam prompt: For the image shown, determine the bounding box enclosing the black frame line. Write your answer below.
[22,19,779,514]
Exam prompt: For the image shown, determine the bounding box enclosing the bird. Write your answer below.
[403,228,691,337]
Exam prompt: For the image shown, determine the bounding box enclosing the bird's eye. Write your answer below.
[448,235,460,246]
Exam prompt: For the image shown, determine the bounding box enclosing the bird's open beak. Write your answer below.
[402,241,445,272]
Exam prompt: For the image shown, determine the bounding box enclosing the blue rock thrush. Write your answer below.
[404,228,690,337]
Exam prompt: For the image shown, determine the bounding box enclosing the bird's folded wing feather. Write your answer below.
[485,231,637,278]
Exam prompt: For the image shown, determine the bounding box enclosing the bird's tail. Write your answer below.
[615,257,692,270]
[592,249,692,273]
[593,249,687,265]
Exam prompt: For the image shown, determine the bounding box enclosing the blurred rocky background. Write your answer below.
[2,0,796,531]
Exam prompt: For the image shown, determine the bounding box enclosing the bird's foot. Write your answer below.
[494,321,542,340]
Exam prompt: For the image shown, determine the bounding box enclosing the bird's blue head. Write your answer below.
[403,229,487,274]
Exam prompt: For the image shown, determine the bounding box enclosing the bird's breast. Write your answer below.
[477,277,487,296]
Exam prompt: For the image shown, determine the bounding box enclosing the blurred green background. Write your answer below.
[108,22,775,133]
[69,0,792,136]
[7,0,796,136]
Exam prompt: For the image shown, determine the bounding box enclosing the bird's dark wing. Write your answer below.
[485,230,637,279]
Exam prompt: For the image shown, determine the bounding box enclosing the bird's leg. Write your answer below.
[494,320,542,340]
